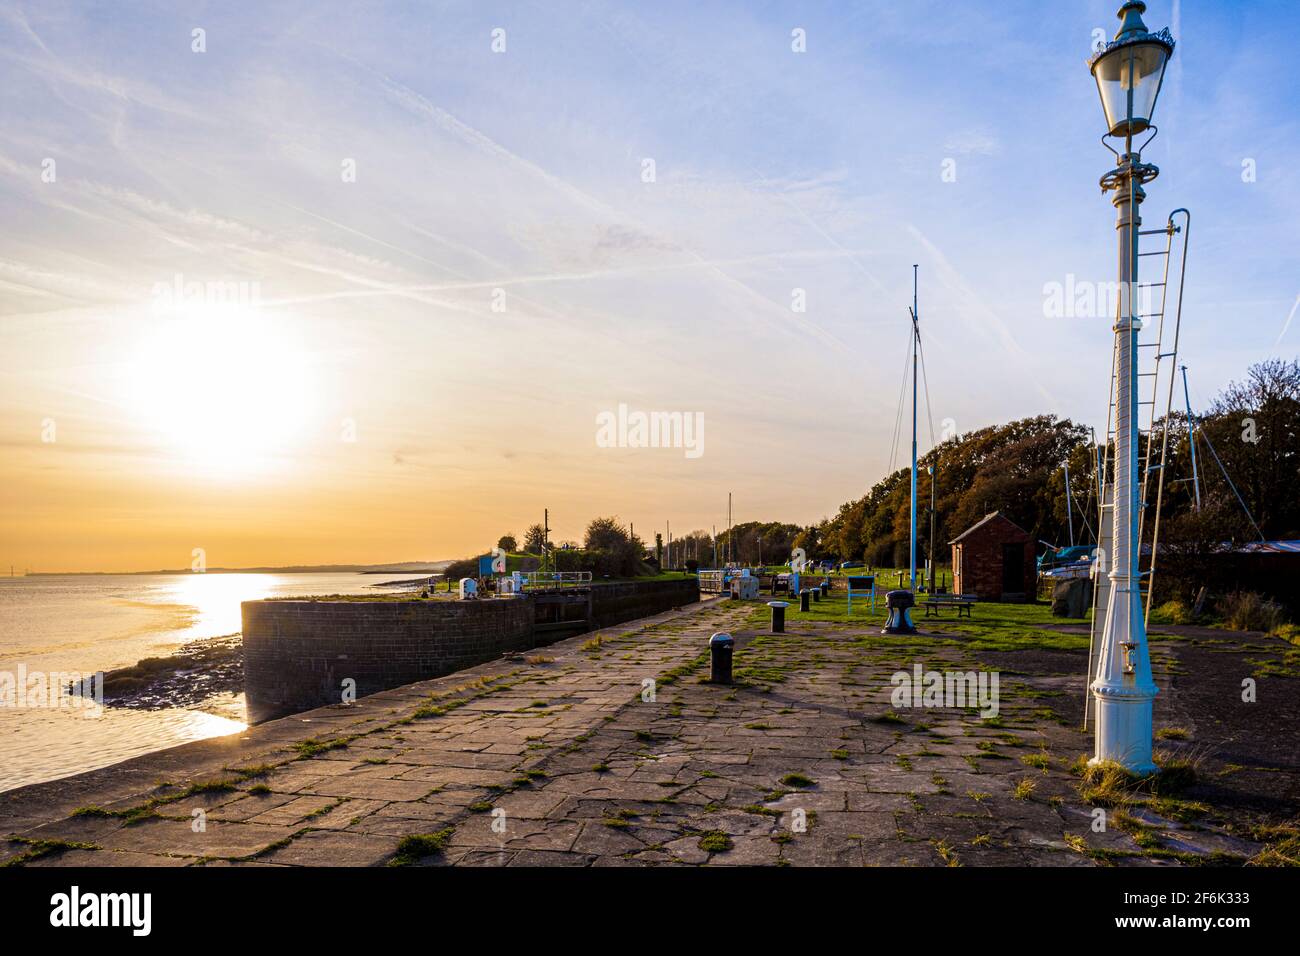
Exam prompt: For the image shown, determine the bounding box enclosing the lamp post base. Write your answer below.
[1089,688,1158,775]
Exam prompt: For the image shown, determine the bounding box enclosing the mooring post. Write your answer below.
[709,632,734,684]
[768,600,789,633]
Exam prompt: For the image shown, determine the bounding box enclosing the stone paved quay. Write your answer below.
[2,597,1293,867]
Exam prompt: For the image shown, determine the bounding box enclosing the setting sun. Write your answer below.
[125,308,315,477]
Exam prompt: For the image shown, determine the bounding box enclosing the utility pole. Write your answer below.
[1180,364,1202,511]
[543,508,550,572]
[727,492,732,565]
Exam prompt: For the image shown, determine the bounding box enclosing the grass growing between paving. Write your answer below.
[724,586,1297,867]
[391,828,456,865]
[2,837,101,867]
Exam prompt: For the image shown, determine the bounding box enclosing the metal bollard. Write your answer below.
[767,601,790,633]
[812,587,821,603]
[800,589,811,612]
[709,632,734,684]
[882,589,918,635]
[819,581,829,597]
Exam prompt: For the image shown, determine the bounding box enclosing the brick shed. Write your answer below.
[950,511,1037,602]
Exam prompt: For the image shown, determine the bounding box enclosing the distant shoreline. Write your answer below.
[21,563,454,577]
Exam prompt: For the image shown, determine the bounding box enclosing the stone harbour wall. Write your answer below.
[589,578,699,629]
[242,578,701,722]
[242,597,535,723]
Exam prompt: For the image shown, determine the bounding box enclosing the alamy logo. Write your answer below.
[150,272,261,313]
[595,403,704,459]
[890,665,1000,718]
[50,886,151,936]
[1,666,103,716]
[1041,275,1156,320]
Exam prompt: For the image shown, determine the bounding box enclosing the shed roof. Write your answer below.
[949,511,1030,545]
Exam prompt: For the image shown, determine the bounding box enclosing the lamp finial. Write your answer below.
[1115,1,1150,42]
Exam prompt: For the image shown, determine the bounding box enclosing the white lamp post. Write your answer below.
[1088,1,1174,774]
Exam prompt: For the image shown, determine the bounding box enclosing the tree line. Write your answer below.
[814,359,1298,573]
[450,359,1297,590]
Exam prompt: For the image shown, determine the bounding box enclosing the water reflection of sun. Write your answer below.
[176,708,247,736]
[155,573,282,639]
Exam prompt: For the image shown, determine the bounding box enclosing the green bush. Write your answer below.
[441,558,479,581]
[1218,591,1287,633]
[1274,623,1300,647]
[1149,599,1194,625]
[551,547,642,578]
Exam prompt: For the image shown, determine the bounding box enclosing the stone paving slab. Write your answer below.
[2,597,1284,867]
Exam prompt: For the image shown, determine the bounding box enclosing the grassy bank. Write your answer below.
[738,576,1091,653]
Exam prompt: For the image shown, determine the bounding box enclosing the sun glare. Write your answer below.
[127,308,314,477]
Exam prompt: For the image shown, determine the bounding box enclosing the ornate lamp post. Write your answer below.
[1087,1,1174,774]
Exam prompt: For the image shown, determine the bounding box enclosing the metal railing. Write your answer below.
[517,571,592,590]
[697,569,726,594]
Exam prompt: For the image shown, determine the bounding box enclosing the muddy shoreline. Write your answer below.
[75,634,245,717]
[71,578,426,718]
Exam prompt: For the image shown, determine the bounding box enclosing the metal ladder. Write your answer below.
[1136,209,1191,621]
[1083,209,1191,729]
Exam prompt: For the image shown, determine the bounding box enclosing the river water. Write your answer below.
[0,572,393,793]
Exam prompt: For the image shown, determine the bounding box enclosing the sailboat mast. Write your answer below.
[1064,460,1076,547]
[1180,365,1202,511]
[910,264,919,591]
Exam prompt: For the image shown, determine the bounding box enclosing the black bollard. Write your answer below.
[812,587,821,603]
[768,601,789,633]
[800,589,811,612]
[882,589,918,635]
[819,580,829,597]
[709,632,734,684]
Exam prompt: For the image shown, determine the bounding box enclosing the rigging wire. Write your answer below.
[1184,369,1266,541]
[1195,425,1267,543]
[916,329,938,451]
[887,324,912,476]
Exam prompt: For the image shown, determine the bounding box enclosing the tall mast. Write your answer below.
[909,264,919,591]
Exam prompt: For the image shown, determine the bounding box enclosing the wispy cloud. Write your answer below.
[0,0,1294,568]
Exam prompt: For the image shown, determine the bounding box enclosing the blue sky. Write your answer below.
[1,0,1297,568]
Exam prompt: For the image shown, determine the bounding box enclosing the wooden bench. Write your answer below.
[921,594,978,618]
